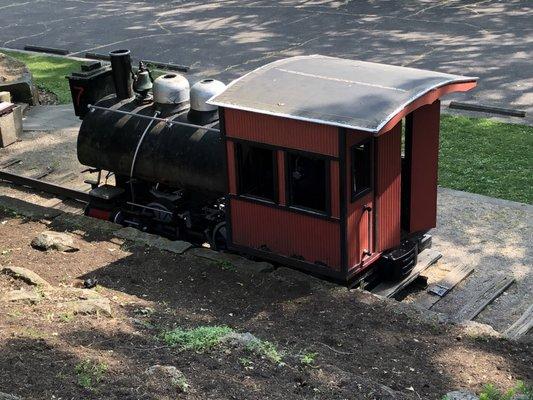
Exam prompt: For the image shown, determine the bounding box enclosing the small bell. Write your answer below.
[133,61,153,98]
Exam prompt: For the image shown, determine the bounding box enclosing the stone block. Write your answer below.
[0,91,10,102]
[0,108,17,147]
[115,227,192,254]
[12,104,23,137]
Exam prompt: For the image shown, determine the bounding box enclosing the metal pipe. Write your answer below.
[126,201,173,215]
[109,49,134,100]
[87,104,221,133]
[129,110,160,203]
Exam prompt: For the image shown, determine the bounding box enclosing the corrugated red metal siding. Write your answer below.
[231,199,341,270]
[375,122,402,252]
[408,100,440,232]
[224,109,338,157]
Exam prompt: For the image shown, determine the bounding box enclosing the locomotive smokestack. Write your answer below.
[109,49,133,100]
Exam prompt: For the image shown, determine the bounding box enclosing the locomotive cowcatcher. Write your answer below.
[68,49,477,283]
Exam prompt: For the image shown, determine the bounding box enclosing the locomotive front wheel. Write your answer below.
[211,222,227,250]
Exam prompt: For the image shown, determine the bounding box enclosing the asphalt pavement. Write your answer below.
[0,0,531,120]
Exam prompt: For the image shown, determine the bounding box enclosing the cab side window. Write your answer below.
[236,143,277,201]
[287,153,327,214]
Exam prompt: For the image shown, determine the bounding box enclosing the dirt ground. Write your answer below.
[0,52,26,83]
[0,209,531,400]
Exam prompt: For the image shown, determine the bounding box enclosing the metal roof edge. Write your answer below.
[374,77,478,133]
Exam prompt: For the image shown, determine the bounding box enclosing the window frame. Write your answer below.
[285,150,331,217]
[350,138,374,202]
[235,141,279,203]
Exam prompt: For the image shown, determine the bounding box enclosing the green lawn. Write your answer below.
[2,50,531,204]
[440,115,532,204]
[3,50,83,104]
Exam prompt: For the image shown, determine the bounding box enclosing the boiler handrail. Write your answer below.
[87,104,221,133]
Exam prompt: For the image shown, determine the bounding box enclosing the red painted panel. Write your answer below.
[224,109,338,157]
[408,100,440,232]
[347,192,373,269]
[375,122,402,252]
[231,199,341,270]
[227,141,237,194]
[330,161,340,218]
[277,150,286,205]
[347,129,372,147]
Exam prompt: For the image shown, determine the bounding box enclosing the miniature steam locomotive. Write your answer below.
[69,49,476,283]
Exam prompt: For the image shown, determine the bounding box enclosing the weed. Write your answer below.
[473,381,533,400]
[20,328,47,339]
[59,312,75,323]
[171,375,190,393]
[246,339,283,364]
[162,325,234,351]
[239,357,254,370]
[75,360,108,390]
[217,260,236,272]
[300,352,317,366]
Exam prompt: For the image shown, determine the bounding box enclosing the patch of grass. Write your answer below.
[3,50,83,104]
[171,375,190,393]
[478,381,532,400]
[246,339,283,364]
[239,357,254,370]
[59,312,75,323]
[217,260,237,272]
[300,352,317,366]
[75,359,108,390]
[19,327,47,339]
[440,115,532,204]
[162,325,234,351]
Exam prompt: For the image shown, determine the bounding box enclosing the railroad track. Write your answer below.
[0,160,91,215]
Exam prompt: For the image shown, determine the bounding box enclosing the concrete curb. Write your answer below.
[0,47,99,64]
[438,187,532,211]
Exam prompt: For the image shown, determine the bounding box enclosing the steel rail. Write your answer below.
[87,104,221,133]
[0,170,90,203]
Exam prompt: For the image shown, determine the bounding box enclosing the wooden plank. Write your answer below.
[0,158,22,168]
[52,172,78,185]
[503,304,533,340]
[456,276,515,321]
[30,167,55,180]
[417,264,475,309]
[372,249,442,298]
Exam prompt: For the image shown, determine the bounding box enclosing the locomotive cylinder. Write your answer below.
[109,49,134,100]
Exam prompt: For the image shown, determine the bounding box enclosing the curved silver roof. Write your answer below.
[208,55,477,133]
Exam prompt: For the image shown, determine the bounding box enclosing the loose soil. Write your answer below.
[0,52,27,83]
[36,87,59,105]
[0,210,531,400]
